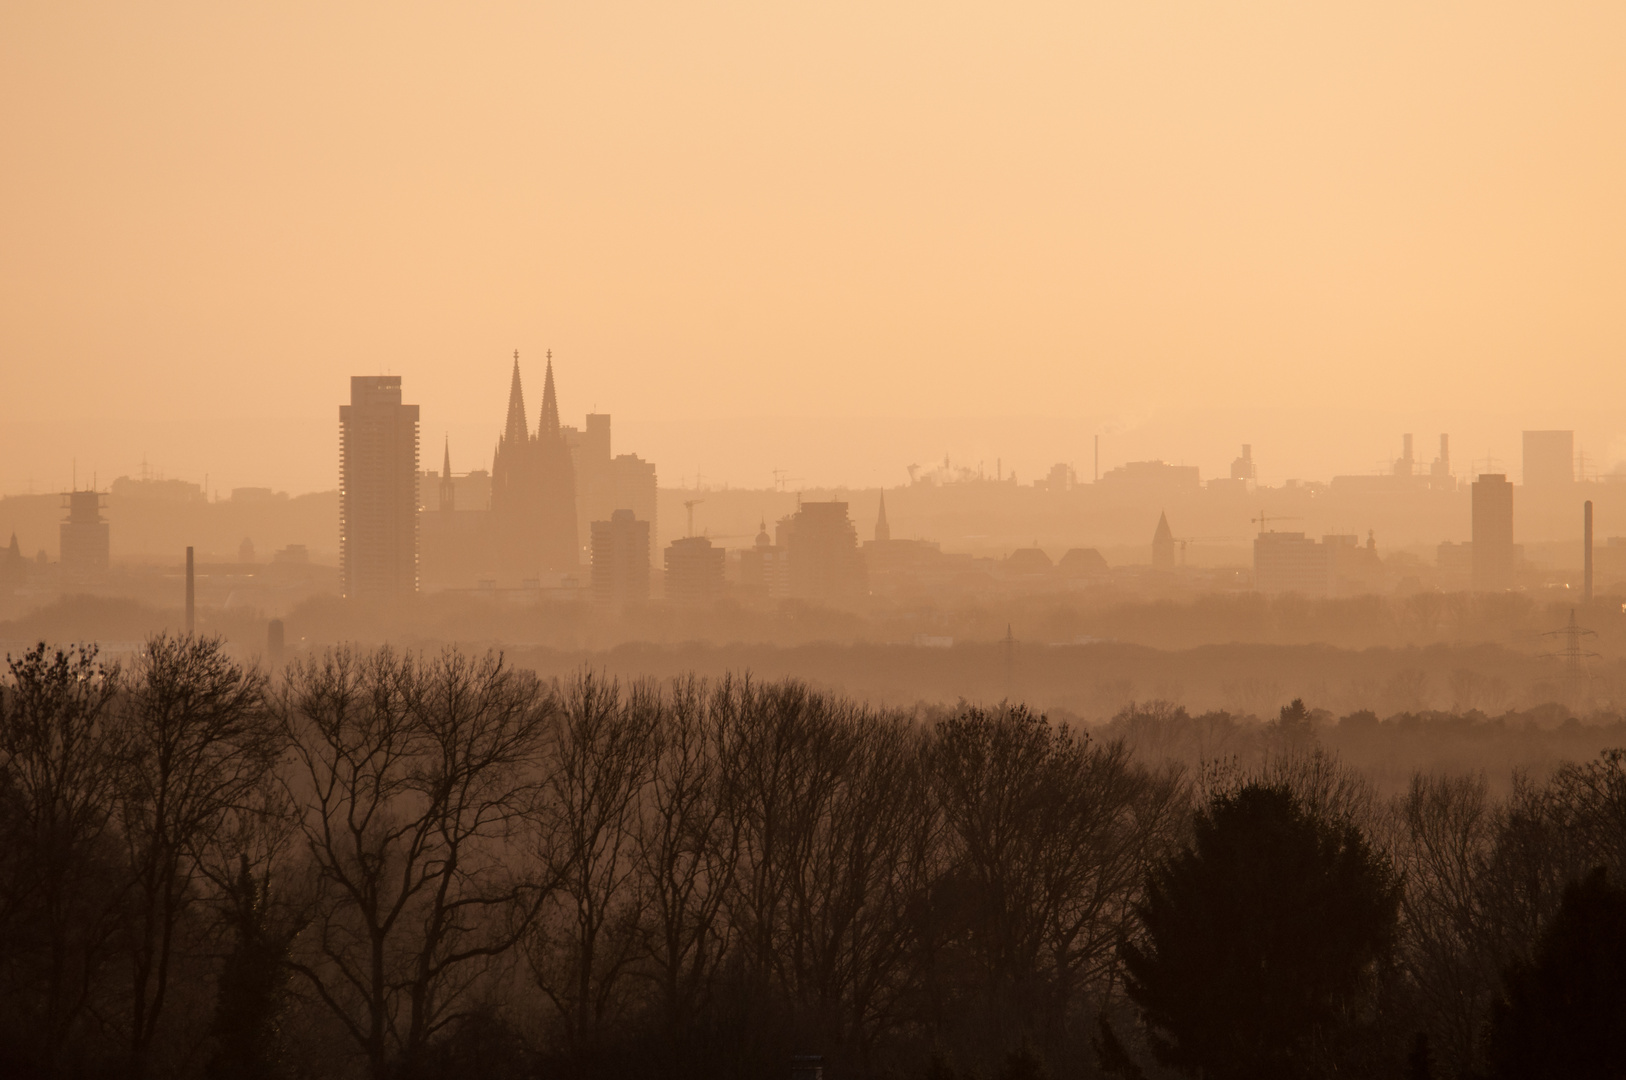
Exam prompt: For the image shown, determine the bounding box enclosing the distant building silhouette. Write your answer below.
[874,492,891,543]
[1229,445,1255,481]
[1004,546,1053,576]
[1230,444,1256,482]
[1429,434,1455,490]
[1253,531,1330,596]
[1101,461,1200,489]
[1152,511,1176,570]
[419,437,498,590]
[339,375,419,599]
[563,413,658,562]
[1522,430,1574,487]
[1057,547,1109,577]
[491,353,578,581]
[438,438,455,512]
[782,501,866,601]
[0,533,24,589]
[1393,433,1415,477]
[740,518,792,598]
[610,453,658,561]
[564,412,612,549]
[591,509,650,606]
[664,535,725,604]
[59,489,110,577]
[1472,473,1516,590]
[1041,463,1076,492]
[1436,540,1473,587]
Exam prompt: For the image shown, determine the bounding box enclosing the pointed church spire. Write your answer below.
[504,350,528,444]
[875,491,891,543]
[438,435,456,513]
[540,349,560,438]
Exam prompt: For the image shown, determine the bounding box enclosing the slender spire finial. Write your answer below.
[540,350,560,437]
[503,353,528,443]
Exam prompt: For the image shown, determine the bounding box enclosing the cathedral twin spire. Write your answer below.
[501,349,563,444]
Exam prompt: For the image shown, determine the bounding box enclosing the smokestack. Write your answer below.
[185,546,195,635]
[1584,500,1594,603]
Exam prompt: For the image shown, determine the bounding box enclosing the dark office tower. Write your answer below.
[339,375,420,599]
[783,501,866,601]
[874,492,891,543]
[591,509,650,606]
[59,488,110,576]
[664,535,725,604]
[1471,474,1515,591]
[1523,430,1575,487]
[491,353,579,581]
[1152,511,1176,570]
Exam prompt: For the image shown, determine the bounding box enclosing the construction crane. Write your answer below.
[1251,512,1301,536]
[683,498,704,538]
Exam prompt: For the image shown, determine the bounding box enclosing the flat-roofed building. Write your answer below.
[59,490,110,577]
[1253,531,1330,596]
[664,535,725,604]
[591,509,650,606]
[1472,473,1515,591]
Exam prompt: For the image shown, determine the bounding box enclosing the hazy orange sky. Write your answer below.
[4,2,1624,495]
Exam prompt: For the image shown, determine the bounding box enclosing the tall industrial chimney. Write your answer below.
[185,546,195,635]
[1584,501,1594,603]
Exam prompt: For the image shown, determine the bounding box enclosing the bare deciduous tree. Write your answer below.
[633,675,739,1030]
[530,672,656,1049]
[280,647,554,1080]
[0,643,126,1078]
[116,633,277,1079]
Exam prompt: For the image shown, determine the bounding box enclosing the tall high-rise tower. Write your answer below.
[59,489,110,577]
[1471,474,1515,591]
[340,375,420,599]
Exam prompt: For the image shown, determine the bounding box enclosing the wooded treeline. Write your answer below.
[1,638,1623,1080]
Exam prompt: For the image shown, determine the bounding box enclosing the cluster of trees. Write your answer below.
[1,641,1623,1080]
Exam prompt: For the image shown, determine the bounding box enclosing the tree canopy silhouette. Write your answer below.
[1487,866,1626,1080]
[1120,781,1399,1080]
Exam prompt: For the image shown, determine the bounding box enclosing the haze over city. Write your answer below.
[5,5,1626,1080]
[6,3,1626,496]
